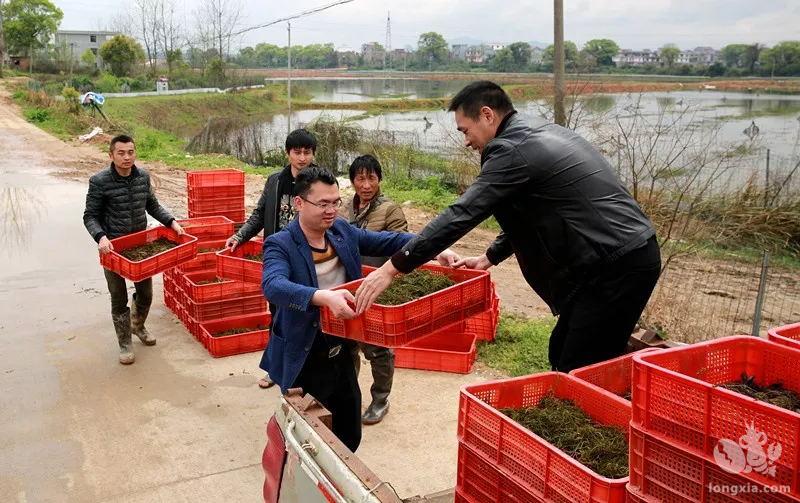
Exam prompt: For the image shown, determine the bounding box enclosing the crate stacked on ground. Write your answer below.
[457,372,631,503]
[627,335,800,502]
[163,216,269,357]
[186,169,246,223]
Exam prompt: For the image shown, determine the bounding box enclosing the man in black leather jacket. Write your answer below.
[355,81,661,372]
[84,134,184,365]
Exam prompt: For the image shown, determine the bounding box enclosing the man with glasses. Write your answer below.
[225,128,317,389]
[260,167,455,451]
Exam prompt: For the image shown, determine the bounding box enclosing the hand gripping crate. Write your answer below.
[100,227,198,282]
[569,349,661,402]
[200,312,271,358]
[459,372,630,503]
[394,329,477,374]
[631,335,800,499]
[182,270,261,303]
[176,216,234,245]
[767,322,800,351]
[320,264,491,348]
[628,424,796,503]
[216,240,263,284]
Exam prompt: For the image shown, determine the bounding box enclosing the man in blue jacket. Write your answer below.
[260,167,455,452]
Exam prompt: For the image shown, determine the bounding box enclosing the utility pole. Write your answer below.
[0,0,6,78]
[287,21,292,133]
[553,0,566,126]
[384,11,391,71]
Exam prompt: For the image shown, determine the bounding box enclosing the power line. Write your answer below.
[232,0,355,37]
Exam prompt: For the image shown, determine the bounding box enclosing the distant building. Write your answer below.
[614,46,720,67]
[54,30,119,61]
[677,46,720,66]
[361,42,385,67]
[530,47,545,65]
[451,44,469,61]
[612,49,661,66]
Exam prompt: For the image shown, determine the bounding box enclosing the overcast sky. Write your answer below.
[57,0,799,51]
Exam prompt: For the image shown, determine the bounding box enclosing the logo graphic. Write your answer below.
[713,421,782,478]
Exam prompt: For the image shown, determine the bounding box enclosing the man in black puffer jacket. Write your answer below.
[84,134,184,365]
[355,81,661,373]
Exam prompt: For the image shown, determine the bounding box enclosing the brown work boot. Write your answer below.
[131,297,156,346]
[113,309,135,365]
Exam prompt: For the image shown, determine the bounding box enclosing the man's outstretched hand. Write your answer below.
[313,289,356,319]
[435,248,461,267]
[453,253,493,270]
[355,260,398,315]
[98,236,114,254]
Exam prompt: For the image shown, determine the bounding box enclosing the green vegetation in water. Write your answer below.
[212,325,268,337]
[500,395,629,479]
[720,374,800,413]
[119,237,176,261]
[244,253,261,261]
[195,277,226,285]
[375,270,456,306]
[477,314,554,376]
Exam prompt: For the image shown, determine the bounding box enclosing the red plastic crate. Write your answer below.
[216,240,263,283]
[629,425,795,503]
[465,286,500,342]
[163,289,178,313]
[171,251,218,277]
[456,442,540,503]
[199,312,271,358]
[395,329,477,374]
[183,270,261,303]
[459,372,630,503]
[188,184,245,201]
[195,239,229,254]
[182,292,267,322]
[188,195,244,213]
[186,168,244,189]
[767,322,800,351]
[631,335,800,498]
[188,209,246,224]
[320,264,491,348]
[176,216,234,243]
[100,227,198,282]
[569,349,660,401]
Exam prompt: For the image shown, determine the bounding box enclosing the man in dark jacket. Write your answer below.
[355,81,661,372]
[83,134,184,364]
[224,128,317,388]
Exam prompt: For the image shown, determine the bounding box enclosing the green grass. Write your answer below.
[478,314,555,376]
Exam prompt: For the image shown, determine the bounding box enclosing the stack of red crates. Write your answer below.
[457,372,631,502]
[163,216,270,357]
[186,169,246,223]
[627,335,800,502]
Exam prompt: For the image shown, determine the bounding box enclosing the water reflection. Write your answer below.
[1,185,46,253]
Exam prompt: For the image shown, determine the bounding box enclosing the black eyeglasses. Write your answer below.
[301,197,343,210]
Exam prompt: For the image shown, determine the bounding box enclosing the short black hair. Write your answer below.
[294,166,338,198]
[110,134,134,151]
[448,81,514,119]
[348,154,382,182]
[285,128,317,153]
